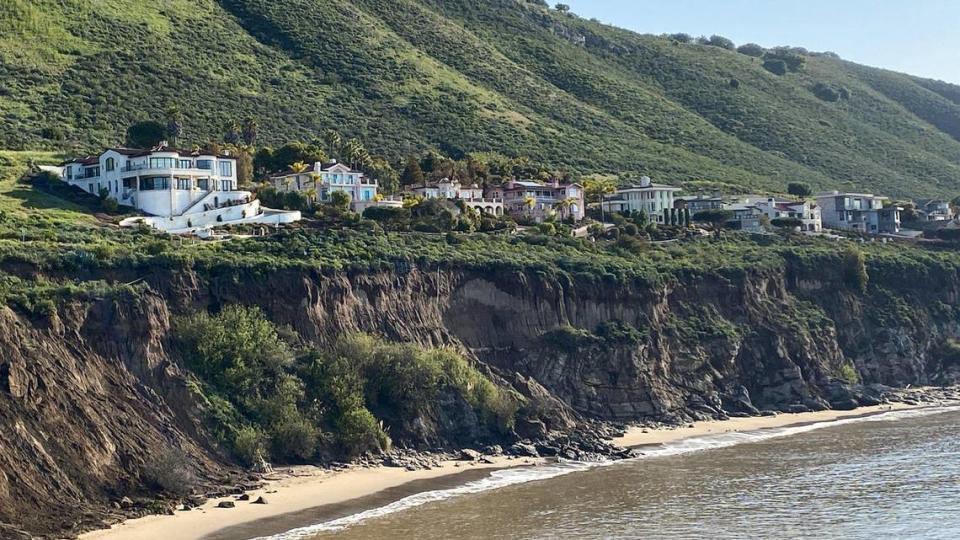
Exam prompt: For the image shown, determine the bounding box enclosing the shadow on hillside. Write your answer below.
[6,188,86,213]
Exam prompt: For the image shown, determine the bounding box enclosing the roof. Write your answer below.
[269,170,313,179]
[317,161,361,173]
[60,155,100,166]
[815,191,887,200]
[617,183,681,192]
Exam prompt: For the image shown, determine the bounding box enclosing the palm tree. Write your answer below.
[289,161,309,174]
[553,198,573,220]
[343,139,367,170]
[584,177,617,223]
[524,196,537,218]
[325,130,343,159]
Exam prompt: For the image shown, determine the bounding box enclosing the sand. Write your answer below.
[80,403,924,540]
[613,403,916,448]
[78,456,542,540]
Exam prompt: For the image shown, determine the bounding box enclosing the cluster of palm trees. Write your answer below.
[324,130,372,171]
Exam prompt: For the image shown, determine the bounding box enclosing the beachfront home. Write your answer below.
[600,177,681,224]
[59,144,300,234]
[815,191,901,234]
[487,179,584,222]
[747,197,822,232]
[407,178,504,216]
[269,160,379,212]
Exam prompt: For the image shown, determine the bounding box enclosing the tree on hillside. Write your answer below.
[667,33,693,44]
[330,190,351,213]
[787,182,813,198]
[126,121,166,148]
[365,156,399,194]
[555,3,570,12]
[224,120,242,145]
[736,43,765,57]
[241,117,258,147]
[584,177,617,223]
[693,209,733,239]
[400,156,425,187]
[707,35,735,50]
[325,130,342,159]
[165,107,183,146]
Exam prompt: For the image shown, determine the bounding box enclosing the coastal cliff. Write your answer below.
[1,248,959,537]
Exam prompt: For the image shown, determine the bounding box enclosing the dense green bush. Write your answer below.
[172,307,519,462]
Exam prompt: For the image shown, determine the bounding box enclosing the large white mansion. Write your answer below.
[59,144,300,233]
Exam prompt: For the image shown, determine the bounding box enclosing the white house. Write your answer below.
[600,177,681,224]
[269,160,380,212]
[59,144,300,234]
[746,197,822,232]
[815,191,901,234]
[407,178,503,216]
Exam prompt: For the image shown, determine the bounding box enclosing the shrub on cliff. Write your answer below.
[841,245,869,293]
[174,307,520,463]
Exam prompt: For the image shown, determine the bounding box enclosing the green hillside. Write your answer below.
[4,0,960,197]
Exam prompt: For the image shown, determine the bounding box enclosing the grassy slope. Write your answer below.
[0,150,95,224]
[2,0,960,197]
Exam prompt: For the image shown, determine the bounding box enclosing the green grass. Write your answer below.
[3,1,960,197]
[0,150,96,223]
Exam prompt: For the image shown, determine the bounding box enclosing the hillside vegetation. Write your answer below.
[3,0,960,197]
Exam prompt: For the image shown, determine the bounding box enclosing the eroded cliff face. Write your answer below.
[191,263,960,419]
[0,293,231,537]
[1,261,957,537]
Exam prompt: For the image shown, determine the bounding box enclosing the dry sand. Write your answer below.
[81,403,924,540]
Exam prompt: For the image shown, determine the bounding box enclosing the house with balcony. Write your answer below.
[914,199,954,221]
[59,144,300,234]
[486,180,584,222]
[269,160,379,212]
[721,202,764,232]
[600,177,681,224]
[406,178,503,216]
[746,197,822,232]
[814,191,901,234]
[674,194,726,214]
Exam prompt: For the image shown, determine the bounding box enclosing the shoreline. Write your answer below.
[80,402,946,540]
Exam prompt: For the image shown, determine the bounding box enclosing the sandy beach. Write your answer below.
[80,403,926,540]
[613,403,917,448]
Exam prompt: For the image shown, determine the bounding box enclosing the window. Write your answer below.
[218,161,233,177]
[196,160,213,170]
[140,177,169,191]
[175,177,191,190]
[179,159,192,169]
[150,157,176,169]
[197,178,209,191]
[105,157,115,172]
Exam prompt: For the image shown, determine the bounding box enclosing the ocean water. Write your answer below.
[257,407,960,540]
